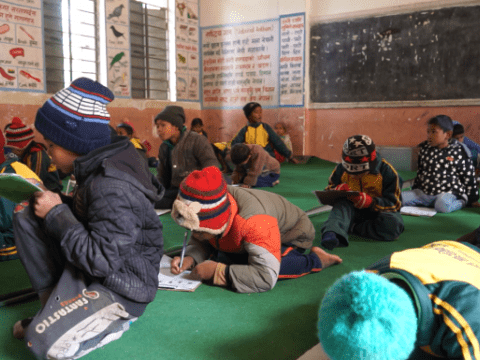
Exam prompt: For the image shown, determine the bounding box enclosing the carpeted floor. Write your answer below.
[0,157,478,360]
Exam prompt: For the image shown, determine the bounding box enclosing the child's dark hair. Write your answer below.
[117,123,134,136]
[427,115,453,132]
[230,143,251,165]
[453,123,465,137]
[191,118,203,128]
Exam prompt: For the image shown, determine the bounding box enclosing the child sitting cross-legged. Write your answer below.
[12,78,164,360]
[320,135,404,250]
[230,143,281,188]
[169,166,342,293]
[402,115,478,213]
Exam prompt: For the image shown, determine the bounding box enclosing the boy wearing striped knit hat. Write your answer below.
[12,78,164,359]
[170,166,342,293]
[5,117,62,192]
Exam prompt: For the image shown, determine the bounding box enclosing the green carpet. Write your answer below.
[0,157,478,360]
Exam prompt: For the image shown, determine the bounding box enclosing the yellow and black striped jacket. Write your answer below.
[368,240,480,359]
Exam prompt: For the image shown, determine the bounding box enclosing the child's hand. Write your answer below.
[25,178,47,191]
[240,184,251,188]
[190,260,218,281]
[348,192,373,209]
[32,191,62,219]
[333,183,351,191]
[171,255,195,274]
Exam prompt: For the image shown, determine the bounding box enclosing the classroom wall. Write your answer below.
[0,93,201,157]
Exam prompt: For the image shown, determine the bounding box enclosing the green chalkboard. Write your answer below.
[310,5,480,103]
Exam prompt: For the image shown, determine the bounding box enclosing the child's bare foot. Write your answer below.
[310,246,342,268]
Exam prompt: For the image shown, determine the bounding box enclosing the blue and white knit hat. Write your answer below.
[318,271,418,360]
[35,77,114,155]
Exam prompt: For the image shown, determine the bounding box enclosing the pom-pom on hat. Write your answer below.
[5,117,34,150]
[318,271,418,360]
[342,135,378,174]
[243,102,261,119]
[35,77,114,155]
[171,166,231,235]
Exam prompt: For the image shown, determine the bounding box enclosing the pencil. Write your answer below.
[179,230,189,268]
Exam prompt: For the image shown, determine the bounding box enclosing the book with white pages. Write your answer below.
[400,206,437,217]
[157,254,202,292]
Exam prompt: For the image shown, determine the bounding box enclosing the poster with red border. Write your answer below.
[0,0,44,92]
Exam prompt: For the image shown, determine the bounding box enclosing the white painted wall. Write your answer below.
[199,0,305,27]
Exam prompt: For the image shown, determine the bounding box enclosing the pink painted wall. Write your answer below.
[0,103,201,158]
[306,106,480,163]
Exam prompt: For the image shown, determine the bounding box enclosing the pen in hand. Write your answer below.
[179,230,189,269]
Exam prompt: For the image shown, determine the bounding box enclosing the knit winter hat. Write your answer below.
[243,102,261,119]
[342,135,378,174]
[428,114,454,132]
[318,271,417,360]
[154,106,185,131]
[171,166,231,235]
[5,117,34,150]
[117,120,135,134]
[35,77,114,155]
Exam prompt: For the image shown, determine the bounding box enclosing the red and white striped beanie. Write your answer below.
[5,117,34,150]
[171,166,231,235]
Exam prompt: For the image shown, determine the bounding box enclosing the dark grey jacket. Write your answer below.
[157,129,219,189]
[45,137,164,304]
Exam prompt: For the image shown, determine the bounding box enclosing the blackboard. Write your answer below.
[309,5,480,103]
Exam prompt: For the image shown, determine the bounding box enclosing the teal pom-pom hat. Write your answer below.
[318,271,418,360]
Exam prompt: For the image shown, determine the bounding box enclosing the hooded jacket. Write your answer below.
[44,137,164,305]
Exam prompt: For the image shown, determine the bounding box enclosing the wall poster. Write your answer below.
[176,0,199,101]
[201,19,279,109]
[105,0,130,98]
[279,13,304,107]
[0,0,44,92]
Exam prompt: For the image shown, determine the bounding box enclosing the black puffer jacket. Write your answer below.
[44,137,164,304]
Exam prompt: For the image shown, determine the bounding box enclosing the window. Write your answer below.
[43,0,172,99]
[130,0,169,100]
[43,0,98,94]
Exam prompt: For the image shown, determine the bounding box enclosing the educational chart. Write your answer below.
[105,0,130,98]
[202,20,279,109]
[176,0,199,101]
[0,0,44,92]
[279,13,305,107]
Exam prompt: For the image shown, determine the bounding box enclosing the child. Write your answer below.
[317,240,480,360]
[0,129,41,261]
[169,166,342,293]
[231,102,296,162]
[230,143,281,188]
[190,117,208,138]
[12,78,164,359]
[320,135,404,250]
[116,120,148,162]
[402,115,478,213]
[5,117,62,193]
[154,105,220,209]
[273,122,293,163]
[453,122,480,169]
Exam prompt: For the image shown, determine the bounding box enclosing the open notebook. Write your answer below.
[0,173,43,203]
[400,206,437,217]
[157,255,202,292]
